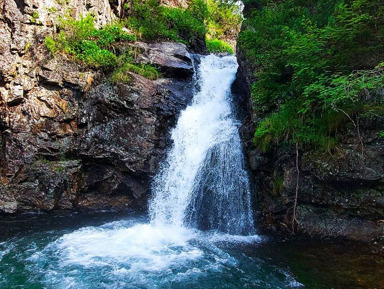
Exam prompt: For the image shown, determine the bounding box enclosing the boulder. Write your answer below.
[132,42,194,78]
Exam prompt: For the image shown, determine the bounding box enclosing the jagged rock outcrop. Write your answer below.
[0,0,195,213]
[132,42,195,78]
[236,35,384,244]
[0,46,194,213]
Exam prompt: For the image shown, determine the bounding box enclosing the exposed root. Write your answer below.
[292,142,300,233]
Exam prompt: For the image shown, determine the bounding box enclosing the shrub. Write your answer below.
[92,23,136,49]
[206,38,233,54]
[125,0,239,50]
[126,0,207,46]
[77,41,117,69]
[239,0,384,151]
[45,15,135,69]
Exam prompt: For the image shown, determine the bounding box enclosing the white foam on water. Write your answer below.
[43,223,201,271]
[28,221,247,288]
[207,233,263,244]
[0,242,12,261]
[28,55,264,288]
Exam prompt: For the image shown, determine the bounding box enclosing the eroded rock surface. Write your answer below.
[0,0,194,213]
[132,42,194,78]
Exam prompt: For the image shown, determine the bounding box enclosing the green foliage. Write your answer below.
[31,11,39,23]
[110,52,160,84]
[91,23,136,49]
[239,0,384,151]
[205,0,242,40]
[45,36,57,54]
[45,15,163,83]
[47,7,57,13]
[76,41,117,69]
[126,0,240,50]
[126,0,207,47]
[45,15,135,69]
[206,38,233,54]
[110,62,160,84]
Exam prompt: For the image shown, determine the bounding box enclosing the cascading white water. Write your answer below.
[150,55,254,235]
[9,55,281,289]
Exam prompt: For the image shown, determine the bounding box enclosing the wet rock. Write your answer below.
[0,1,195,214]
[1,40,193,214]
[76,72,193,205]
[132,42,194,78]
[297,205,384,242]
[0,185,18,213]
[0,6,195,215]
[6,160,82,212]
[1,65,193,213]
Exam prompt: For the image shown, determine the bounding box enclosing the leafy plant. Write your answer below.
[31,11,39,23]
[45,15,135,69]
[125,0,207,47]
[206,38,233,54]
[125,0,240,51]
[239,0,384,151]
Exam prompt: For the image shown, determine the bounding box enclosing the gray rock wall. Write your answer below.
[0,0,195,213]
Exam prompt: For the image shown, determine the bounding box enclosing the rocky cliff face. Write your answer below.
[0,0,195,213]
[236,31,384,245]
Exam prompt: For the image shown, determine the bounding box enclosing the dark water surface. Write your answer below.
[0,211,382,289]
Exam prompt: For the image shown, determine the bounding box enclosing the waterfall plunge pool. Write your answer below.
[0,211,382,289]
[0,55,382,289]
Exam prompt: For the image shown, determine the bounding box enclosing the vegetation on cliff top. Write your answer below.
[126,0,240,53]
[45,15,158,83]
[45,0,240,70]
[45,0,241,82]
[46,15,136,69]
[239,0,384,152]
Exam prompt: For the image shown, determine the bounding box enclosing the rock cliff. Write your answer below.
[0,0,195,213]
[236,22,384,246]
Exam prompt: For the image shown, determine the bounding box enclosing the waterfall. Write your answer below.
[150,55,254,235]
[14,55,264,289]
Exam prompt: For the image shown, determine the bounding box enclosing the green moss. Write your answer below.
[271,173,284,197]
[45,36,57,54]
[38,157,50,164]
[55,165,64,173]
[55,0,68,5]
[24,42,31,54]
[110,62,160,84]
